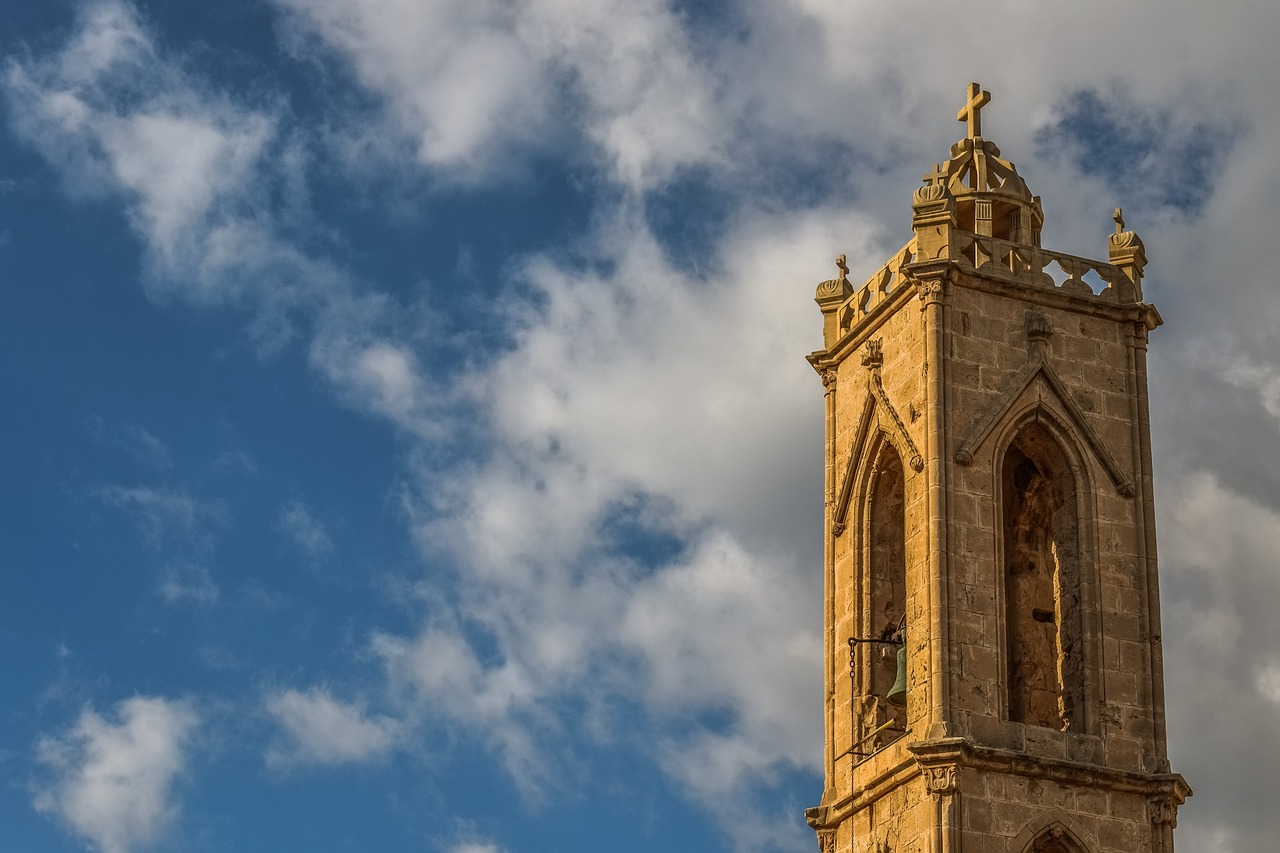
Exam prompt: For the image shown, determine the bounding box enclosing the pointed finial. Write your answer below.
[957,82,991,139]
[1113,207,1125,235]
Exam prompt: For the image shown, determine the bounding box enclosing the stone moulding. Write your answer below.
[805,748,920,832]
[908,737,1191,802]
[832,373,924,537]
[954,345,1135,497]
[1010,813,1094,853]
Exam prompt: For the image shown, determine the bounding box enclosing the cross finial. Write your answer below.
[1113,207,1125,235]
[957,82,991,139]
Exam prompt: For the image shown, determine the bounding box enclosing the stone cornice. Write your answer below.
[807,736,1191,832]
[908,737,1192,801]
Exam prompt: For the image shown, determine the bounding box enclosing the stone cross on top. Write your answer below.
[957,82,991,138]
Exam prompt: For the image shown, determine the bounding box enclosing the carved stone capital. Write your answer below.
[923,764,958,794]
[914,276,947,305]
[1148,796,1178,827]
[1126,321,1150,351]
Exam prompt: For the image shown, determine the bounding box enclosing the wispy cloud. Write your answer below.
[34,696,199,853]
[278,501,334,558]
[158,564,219,606]
[94,484,220,549]
[85,416,171,470]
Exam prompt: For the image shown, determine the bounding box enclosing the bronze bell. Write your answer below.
[886,645,908,707]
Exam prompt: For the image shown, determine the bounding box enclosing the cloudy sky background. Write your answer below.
[1,1,1277,851]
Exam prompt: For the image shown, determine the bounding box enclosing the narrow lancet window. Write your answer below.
[867,442,907,738]
[1002,423,1084,731]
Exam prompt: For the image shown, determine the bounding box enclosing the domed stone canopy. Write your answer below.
[918,83,1044,244]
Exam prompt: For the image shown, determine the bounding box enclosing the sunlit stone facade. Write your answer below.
[804,84,1190,853]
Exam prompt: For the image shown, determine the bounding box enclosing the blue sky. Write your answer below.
[2,2,1279,852]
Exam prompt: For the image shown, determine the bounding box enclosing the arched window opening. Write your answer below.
[866,441,907,743]
[1002,422,1084,731]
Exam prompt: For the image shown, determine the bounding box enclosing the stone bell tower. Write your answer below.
[803,84,1190,853]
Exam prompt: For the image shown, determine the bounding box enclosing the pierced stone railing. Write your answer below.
[838,239,917,335]
[952,231,1136,302]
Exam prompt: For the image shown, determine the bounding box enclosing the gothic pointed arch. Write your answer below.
[848,432,908,752]
[995,404,1099,732]
[832,352,923,536]
[954,312,1134,497]
[1011,814,1094,853]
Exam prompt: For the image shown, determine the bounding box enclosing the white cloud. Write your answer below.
[265,687,401,766]
[3,1,282,301]
[274,0,723,189]
[366,205,861,833]
[278,501,334,558]
[34,696,199,853]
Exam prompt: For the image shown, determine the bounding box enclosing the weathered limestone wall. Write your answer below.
[959,768,1162,853]
[943,275,1158,774]
[828,292,931,805]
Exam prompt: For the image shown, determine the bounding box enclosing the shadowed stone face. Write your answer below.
[1003,425,1083,732]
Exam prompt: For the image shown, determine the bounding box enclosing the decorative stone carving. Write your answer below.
[914,277,947,303]
[816,255,854,304]
[913,181,948,204]
[924,764,958,794]
[1148,797,1178,827]
[871,373,925,473]
[1026,309,1053,345]
[1029,827,1068,852]
[862,339,884,369]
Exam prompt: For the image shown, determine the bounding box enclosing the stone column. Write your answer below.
[925,765,960,853]
[1130,318,1169,767]
[917,271,951,736]
[822,366,839,798]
